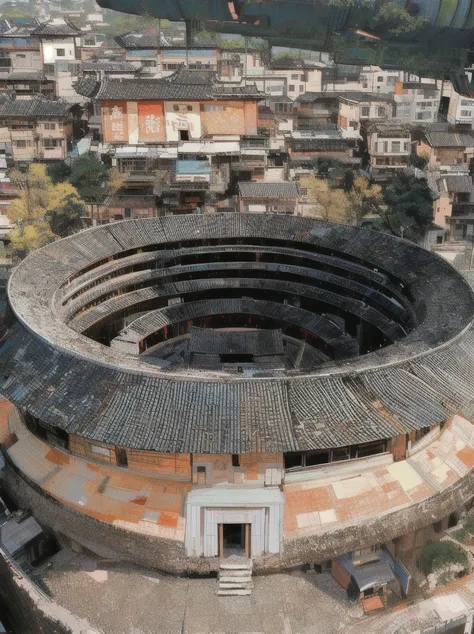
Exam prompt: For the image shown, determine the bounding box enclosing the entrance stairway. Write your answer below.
[218,557,253,596]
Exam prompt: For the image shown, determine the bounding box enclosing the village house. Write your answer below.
[237,180,300,214]
[75,68,266,216]
[0,19,43,77]
[447,89,474,127]
[31,18,82,102]
[288,125,360,167]
[337,92,395,138]
[427,168,474,243]
[417,128,474,167]
[246,58,323,100]
[366,122,412,182]
[294,92,339,128]
[0,97,75,162]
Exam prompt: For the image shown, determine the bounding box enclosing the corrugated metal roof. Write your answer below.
[0,516,42,556]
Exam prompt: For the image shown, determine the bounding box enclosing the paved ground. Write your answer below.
[42,551,361,634]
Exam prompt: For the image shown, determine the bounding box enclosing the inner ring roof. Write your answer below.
[1,214,474,453]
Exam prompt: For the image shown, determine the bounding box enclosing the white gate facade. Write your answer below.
[185,487,284,558]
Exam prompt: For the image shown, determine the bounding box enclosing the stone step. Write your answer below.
[219,581,253,588]
[219,569,252,578]
[219,562,252,571]
[217,589,252,596]
[219,576,252,584]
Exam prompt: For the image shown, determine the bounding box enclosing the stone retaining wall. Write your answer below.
[0,546,98,634]
[4,455,474,575]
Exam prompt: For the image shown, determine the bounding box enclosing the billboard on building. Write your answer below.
[138,102,165,142]
[103,101,128,143]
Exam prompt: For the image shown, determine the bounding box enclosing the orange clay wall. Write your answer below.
[192,452,283,485]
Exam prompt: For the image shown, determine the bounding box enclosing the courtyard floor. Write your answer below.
[41,550,361,634]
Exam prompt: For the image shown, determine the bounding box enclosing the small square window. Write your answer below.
[197,466,206,473]
[56,49,65,57]
[187,105,192,112]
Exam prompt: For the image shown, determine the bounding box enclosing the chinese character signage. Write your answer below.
[138,102,165,142]
[103,101,128,143]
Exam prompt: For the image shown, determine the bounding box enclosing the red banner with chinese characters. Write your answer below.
[138,102,165,142]
[103,101,128,143]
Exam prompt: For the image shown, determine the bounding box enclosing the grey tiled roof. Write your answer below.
[31,19,80,36]
[73,77,100,99]
[238,181,300,198]
[114,32,161,49]
[82,61,136,73]
[1,214,473,453]
[442,175,473,193]
[425,131,474,148]
[3,71,47,81]
[0,97,72,118]
[75,68,263,101]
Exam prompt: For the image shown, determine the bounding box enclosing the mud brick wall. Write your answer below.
[126,450,191,477]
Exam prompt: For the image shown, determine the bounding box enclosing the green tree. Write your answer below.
[380,172,434,240]
[346,176,383,225]
[418,541,467,576]
[411,153,429,170]
[7,164,86,259]
[68,153,126,204]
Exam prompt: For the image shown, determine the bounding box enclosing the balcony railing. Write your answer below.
[241,137,269,150]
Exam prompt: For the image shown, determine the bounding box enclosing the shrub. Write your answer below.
[418,541,467,575]
[464,517,474,536]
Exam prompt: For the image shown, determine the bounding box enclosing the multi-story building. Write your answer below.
[32,18,82,102]
[0,19,43,77]
[417,129,474,167]
[75,68,265,216]
[0,97,74,162]
[394,81,441,124]
[447,90,474,127]
[367,122,411,182]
